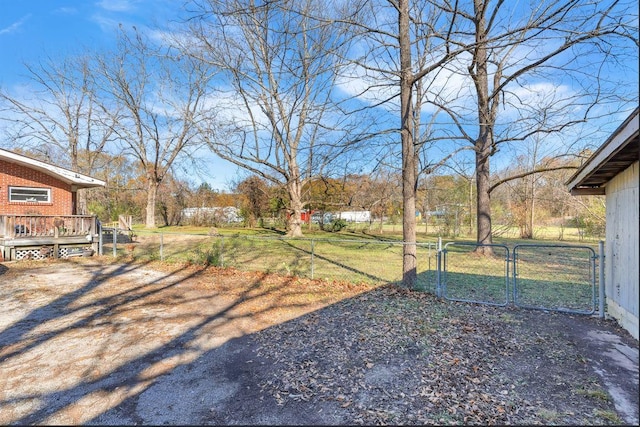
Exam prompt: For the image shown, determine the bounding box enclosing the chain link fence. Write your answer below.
[435,242,600,315]
[100,227,601,315]
[100,227,437,289]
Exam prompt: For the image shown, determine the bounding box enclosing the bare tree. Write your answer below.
[445,0,638,251]
[183,0,367,237]
[336,0,468,287]
[0,55,117,214]
[362,168,402,233]
[96,27,214,228]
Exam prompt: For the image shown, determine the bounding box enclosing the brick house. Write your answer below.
[0,148,105,261]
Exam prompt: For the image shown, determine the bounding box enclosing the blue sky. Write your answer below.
[0,1,178,87]
[0,0,243,191]
[1,1,637,191]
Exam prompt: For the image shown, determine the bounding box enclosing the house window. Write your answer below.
[9,186,51,203]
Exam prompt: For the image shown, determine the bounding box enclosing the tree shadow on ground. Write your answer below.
[0,258,364,425]
[0,259,636,425]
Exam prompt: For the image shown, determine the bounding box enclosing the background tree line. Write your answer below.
[39,148,602,242]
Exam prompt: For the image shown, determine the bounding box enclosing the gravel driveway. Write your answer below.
[0,258,638,425]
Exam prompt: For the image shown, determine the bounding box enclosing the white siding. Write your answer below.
[605,161,639,339]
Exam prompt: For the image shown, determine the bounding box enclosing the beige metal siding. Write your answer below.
[605,161,639,339]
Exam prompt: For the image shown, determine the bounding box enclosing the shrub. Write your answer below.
[328,218,348,232]
[188,247,221,266]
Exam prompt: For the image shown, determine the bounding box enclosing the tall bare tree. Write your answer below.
[96,28,214,228]
[0,55,117,214]
[337,0,468,286]
[183,0,367,237]
[448,0,638,250]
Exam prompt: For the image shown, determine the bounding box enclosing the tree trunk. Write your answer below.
[399,0,417,288]
[286,180,304,237]
[145,178,159,228]
[424,212,428,235]
[528,176,536,238]
[76,188,88,215]
[468,177,474,235]
[476,147,493,250]
[472,0,494,255]
[402,176,418,287]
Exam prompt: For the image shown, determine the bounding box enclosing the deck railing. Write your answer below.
[0,215,97,239]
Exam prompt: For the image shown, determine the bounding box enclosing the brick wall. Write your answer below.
[0,159,74,215]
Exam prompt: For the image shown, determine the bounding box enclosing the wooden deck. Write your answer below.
[0,215,100,261]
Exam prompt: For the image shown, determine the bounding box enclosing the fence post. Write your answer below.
[160,232,164,261]
[599,240,605,319]
[219,236,224,267]
[98,222,103,256]
[427,242,432,291]
[310,239,315,280]
[511,249,517,305]
[436,238,442,298]
[113,227,118,258]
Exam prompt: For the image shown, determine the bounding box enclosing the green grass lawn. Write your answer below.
[105,224,598,313]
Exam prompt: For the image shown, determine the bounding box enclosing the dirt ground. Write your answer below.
[0,258,638,425]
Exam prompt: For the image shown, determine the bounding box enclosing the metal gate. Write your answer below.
[439,242,510,306]
[437,242,599,315]
[513,244,597,314]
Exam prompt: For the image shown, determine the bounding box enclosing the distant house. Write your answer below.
[566,109,639,340]
[0,148,105,261]
[336,210,371,223]
[181,206,243,223]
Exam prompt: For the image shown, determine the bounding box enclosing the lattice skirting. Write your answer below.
[13,246,91,261]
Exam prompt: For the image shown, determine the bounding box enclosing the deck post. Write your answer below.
[599,240,605,319]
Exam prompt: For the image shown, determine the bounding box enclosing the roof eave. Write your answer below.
[0,148,106,188]
[566,109,640,192]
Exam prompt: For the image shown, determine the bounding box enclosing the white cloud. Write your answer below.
[91,1,179,41]
[90,13,121,32]
[335,51,477,118]
[0,14,31,35]
[146,27,197,49]
[96,0,138,12]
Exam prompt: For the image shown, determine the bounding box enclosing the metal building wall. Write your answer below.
[605,161,639,339]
